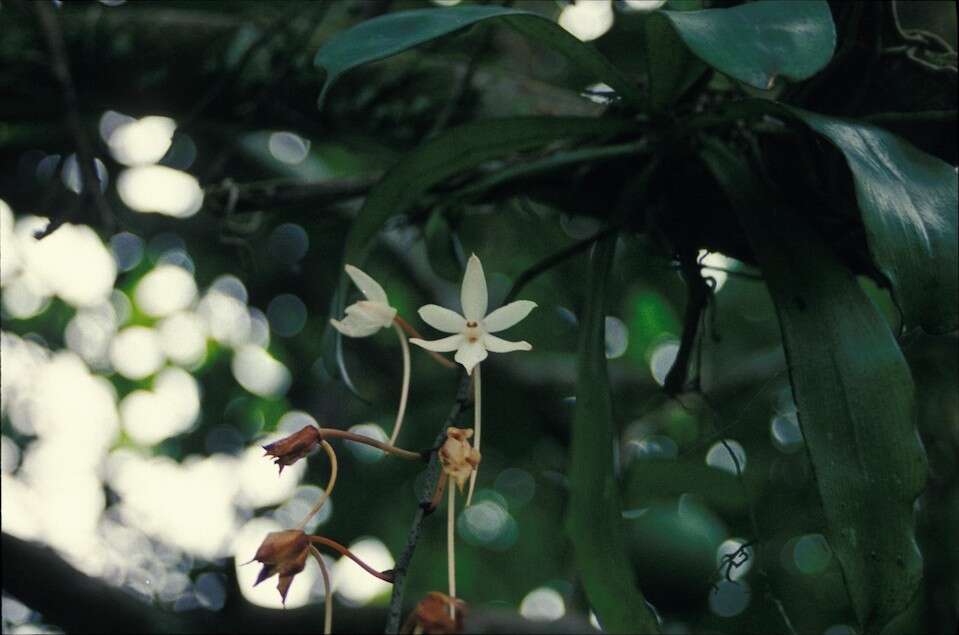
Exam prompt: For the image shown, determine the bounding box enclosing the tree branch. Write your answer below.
[204,174,380,214]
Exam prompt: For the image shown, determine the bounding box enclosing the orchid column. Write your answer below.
[410,254,537,505]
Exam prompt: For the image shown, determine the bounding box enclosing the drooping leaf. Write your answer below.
[314,6,644,109]
[728,99,959,333]
[783,106,959,334]
[650,0,836,90]
[701,139,927,633]
[565,236,660,635]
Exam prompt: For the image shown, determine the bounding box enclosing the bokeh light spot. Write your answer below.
[519,587,565,621]
[706,440,747,475]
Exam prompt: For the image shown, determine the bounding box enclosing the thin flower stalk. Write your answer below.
[390,320,411,445]
[447,483,456,621]
[309,545,333,635]
[321,428,422,461]
[309,535,395,583]
[466,364,481,507]
[296,440,338,531]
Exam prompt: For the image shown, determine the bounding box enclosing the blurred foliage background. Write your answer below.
[1,1,957,634]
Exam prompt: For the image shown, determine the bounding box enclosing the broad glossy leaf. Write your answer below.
[315,6,643,109]
[784,106,959,334]
[728,99,959,333]
[651,0,835,90]
[701,140,927,633]
[565,237,660,635]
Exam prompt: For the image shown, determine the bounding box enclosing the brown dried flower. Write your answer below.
[439,427,481,492]
[251,529,310,604]
[262,425,321,474]
[401,592,466,634]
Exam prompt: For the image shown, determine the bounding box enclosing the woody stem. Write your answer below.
[389,321,411,446]
[465,363,481,507]
[310,536,395,583]
[320,428,422,461]
[394,315,456,369]
[309,545,333,635]
[296,440,338,531]
[447,483,456,620]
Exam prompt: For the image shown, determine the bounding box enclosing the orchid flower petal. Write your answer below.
[344,264,388,305]
[352,300,396,327]
[330,314,380,338]
[483,333,532,353]
[482,300,537,333]
[410,334,463,352]
[460,254,487,321]
[454,339,488,375]
[419,304,467,334]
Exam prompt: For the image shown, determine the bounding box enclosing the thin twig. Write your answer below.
[33,1,112,238]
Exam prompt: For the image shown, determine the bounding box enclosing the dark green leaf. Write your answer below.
[701,139,927,633]
[424,210,463,283]
[728,99,959,333]
[314,6,643,109]
[783,106,959,334]
[652,0,836,90]
[623,460,748,519]
[565,236,660,635]
[644,10,707,113]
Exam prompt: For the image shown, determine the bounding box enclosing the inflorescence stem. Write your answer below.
[389,321,411,446]
[465,363,481,507]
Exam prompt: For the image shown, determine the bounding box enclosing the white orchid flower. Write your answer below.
[410,253,536,507]
[409,254,536,375]
[330,265,411,445]
[329,265,397,338]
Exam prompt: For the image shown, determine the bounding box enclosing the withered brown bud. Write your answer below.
[262,425,321,474]
[439,428,481,492]
[251,529,310,604]
[401,592,466,634]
